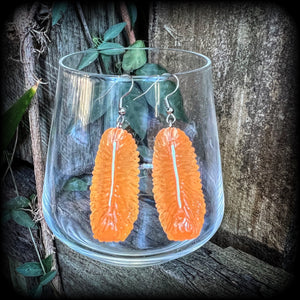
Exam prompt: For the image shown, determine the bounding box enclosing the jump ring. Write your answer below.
[166,113,176,127]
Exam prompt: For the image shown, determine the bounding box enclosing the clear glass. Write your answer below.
[42,48,224,267]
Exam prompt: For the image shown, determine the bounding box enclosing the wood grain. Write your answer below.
[55,238,292,298]
[149,1,298,267]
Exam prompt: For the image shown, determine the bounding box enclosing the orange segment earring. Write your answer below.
[152,73,206,241]
[90,76,140,242]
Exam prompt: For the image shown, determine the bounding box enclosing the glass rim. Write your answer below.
[59,47,211,79]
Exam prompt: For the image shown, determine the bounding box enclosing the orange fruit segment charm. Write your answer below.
[90,128,140,242]
[152,127,206,241]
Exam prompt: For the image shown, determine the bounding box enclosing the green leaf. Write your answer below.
[4,196,30,210]
[160,80,188,122]
[138,145,153,162]
[32,283,43,298]
[90,94,111,123]
[42,255,53,273]
[1,83,38,151]
[16,262,43,277]
[30,270,56,298]
[100,53,114,74]
[103,93,119,129]
[122,84,148,140]
[63,177,89,191]
[39,270,57,286]
[122,40,147,72]
[127,2,137,28]
[135,63,188,122]
[8,256,28,295]
[11,210,36,228]
[29,193,37,202]
[103,22,126,42]
[77,49,99,70]
[2,210,11,223]
[97,42,125,55]
[81,174,92,186]
[51,1,68,26]
[135,63,167,76]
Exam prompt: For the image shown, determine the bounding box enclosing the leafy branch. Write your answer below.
[1,81,59,296]
[69,2,187,135]
[58,2,188,192]
[0,83,39,153]
[3,193,57,297]
[2,160,57,297]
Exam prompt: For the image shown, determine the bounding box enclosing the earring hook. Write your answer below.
[162,73,179,126]
[116,75,134,128]
[119,74,134,111]
[131,75,163,102]
[162,73,179,111]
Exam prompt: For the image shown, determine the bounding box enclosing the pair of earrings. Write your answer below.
[90,74,206,242]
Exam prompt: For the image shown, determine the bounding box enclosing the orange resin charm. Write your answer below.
[90,128,140,242]
[152,127,206,241]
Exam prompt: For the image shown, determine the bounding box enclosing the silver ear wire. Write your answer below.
[131,76,162,102]
[162,73,179,127]
[116,75,134,128]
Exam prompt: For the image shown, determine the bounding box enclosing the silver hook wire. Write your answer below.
[162,73,179,111]
[119,74,134,111]
[116,74,134,127]
[94,80,118,102]
[131,74,168,101]
[162,73,179,126]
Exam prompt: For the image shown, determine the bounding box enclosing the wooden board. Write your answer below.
[55,238,292,298]
[149,1,297,268]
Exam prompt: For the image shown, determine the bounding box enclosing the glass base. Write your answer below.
[43,177,224,267]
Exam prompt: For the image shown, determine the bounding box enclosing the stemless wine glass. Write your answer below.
[42,48,224,267]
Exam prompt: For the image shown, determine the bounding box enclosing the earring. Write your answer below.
[90,76,140,242]
[152,73,206,241]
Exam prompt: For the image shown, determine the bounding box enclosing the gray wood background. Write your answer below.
[1,1,297,296]
[149,1,298,269]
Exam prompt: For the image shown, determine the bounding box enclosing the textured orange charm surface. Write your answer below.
[90,128,139,242]
[152,127,206,241]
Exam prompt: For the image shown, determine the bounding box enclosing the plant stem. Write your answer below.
[29,227,46,274]
[5,141,46,276]
[1,126,19,183]
[120,1,136,45]
[5,152,19,197]
[75,2,106,73]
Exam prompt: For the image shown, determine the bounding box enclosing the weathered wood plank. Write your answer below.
[149,1,297,268]
[55,238,292,298]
